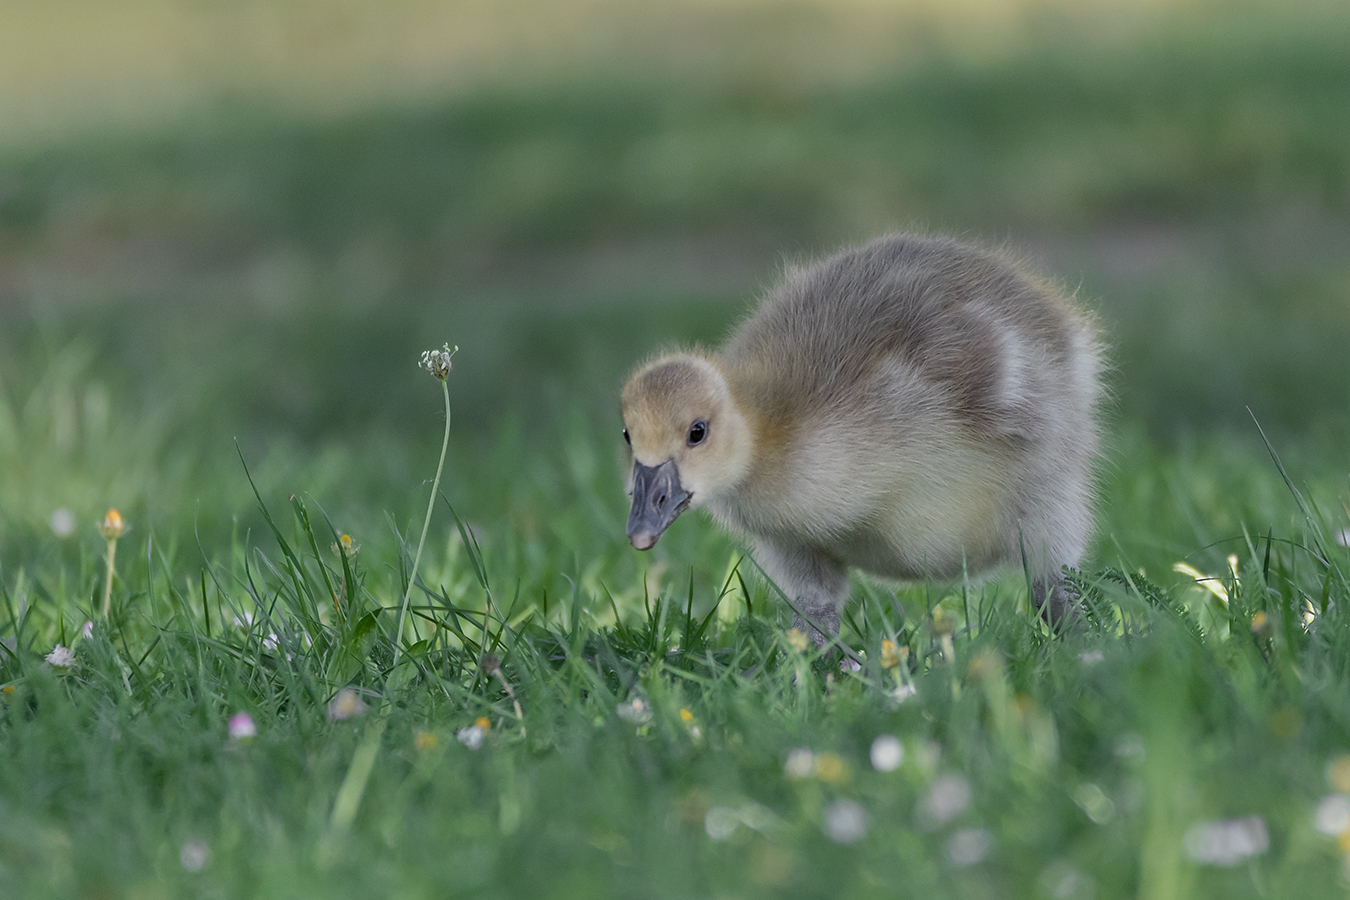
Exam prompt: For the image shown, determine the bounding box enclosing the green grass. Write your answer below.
[5,1,1350,897]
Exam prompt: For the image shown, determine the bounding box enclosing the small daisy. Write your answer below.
[179,839,210,873]
[870,734,904,773]
[823,799,868,844]
[616,696,652,724]
[327,688,367,721]
[921,774,971,826]
[45,645,75,668]
[456,720,488,750]
[49,508,76,539]
[1182,816,1269,866]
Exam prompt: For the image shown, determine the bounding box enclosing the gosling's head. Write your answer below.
[620,353,751,550]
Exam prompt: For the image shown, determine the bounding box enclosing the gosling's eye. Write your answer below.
[622,427,631,446]
[687,420,708,446]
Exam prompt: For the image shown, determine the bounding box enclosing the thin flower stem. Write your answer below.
[325,376,452,847]
[391,378,451,675]
[101,538,118,619]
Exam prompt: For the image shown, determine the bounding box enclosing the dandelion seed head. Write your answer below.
[1182,815,1269,866]
[45,645,75,668]
[823,799,868,844]
[50,508,76,539]
[179,839,210,873]
[870,734,904,773]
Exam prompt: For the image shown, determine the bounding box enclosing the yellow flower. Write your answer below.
[414,731,439,752]
[474,716,491,731]
[332,534,360,558]
[813,752,851,786]
[98,508,126,540]
[785,628,809,652]
[680,708,695,725]
[1328,756,1350,794]
[880,639,900,670]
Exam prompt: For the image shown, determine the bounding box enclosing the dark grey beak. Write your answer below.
[626,459,690,550]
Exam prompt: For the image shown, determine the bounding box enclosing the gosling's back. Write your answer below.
[709,234,1102,586]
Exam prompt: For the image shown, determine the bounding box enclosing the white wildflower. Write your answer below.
[616,696,652,724]
[815,804,869,847]
[823,799,868,844]
[456,724,486,750]
[947,827,992,866]
[1314,794,1350,836]
[1182,815,1269,866]
[888,682,917,704]
[920,774,971,826]
[49,508,76,539]
[45,645,75,668]
[869,734,904,773]
[1078,649,1104,665]
[784,747,816,779]
[419,344,457,381]
[326,688,367,721]
[179,839,210,872]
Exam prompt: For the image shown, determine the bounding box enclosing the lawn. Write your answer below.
[3,1,1350,897]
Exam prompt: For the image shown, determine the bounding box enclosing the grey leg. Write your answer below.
[1031,574,1079,630]
[755,543,849,648]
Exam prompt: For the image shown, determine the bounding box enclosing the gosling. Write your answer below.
[621,233,1103,643]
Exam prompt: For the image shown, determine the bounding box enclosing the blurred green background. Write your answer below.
[1,0,1348,601]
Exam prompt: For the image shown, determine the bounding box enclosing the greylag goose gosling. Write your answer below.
[621,233,1103,644]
